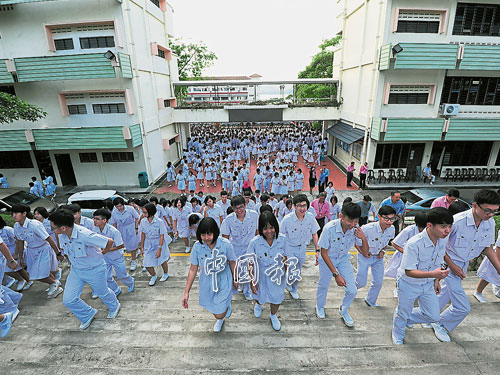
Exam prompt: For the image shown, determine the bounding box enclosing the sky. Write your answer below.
[168,0,337,80]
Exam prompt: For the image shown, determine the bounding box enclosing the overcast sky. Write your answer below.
[168,0,337,80]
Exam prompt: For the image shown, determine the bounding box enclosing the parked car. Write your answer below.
[0,188,58,214]
[402,189,471,224]
[67,190,132,218]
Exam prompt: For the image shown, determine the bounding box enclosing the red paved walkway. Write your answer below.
[154,156,358,195]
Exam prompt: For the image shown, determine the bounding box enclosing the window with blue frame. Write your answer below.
[336,139,350,153]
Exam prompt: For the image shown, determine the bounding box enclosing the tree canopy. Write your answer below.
[169,39,218,80]
[296,36,341,100]
[0,92,47,124]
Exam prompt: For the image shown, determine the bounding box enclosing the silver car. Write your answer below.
[0,188,58,213]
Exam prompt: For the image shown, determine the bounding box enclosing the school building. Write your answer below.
[0,0,185,187]
[329,0,500,179]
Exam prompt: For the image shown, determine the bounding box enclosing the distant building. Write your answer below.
[185,74,262,104]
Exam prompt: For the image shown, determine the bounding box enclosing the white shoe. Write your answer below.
[160,273,169,282]
[339,306,354,327]
[270,314,281,331]
[149,275,157,286]
[142,266,147,272]
[393,288,398,298]
[47,280,60,296]
[430,182,434,185]
[130,260,137,272]
[12,308,20,323]
[16,280,26,291]
[364,299,379,307]
[431,323,451,342]
[51,287,63,299]
[421,323,432,328]
[406,323,414,329]
[473,291,488,303]
[107,303,121,319]
[91,293,98,299]
[185,247,190,253]
[254,303,262,318]
[5,277,16,289]
[290,291,299,300]
[244,293,254,301]
[213,318,225,332]
[23,281,33,291]
[79,309,98,330]
[316,305,325,319]
[392,332,403,345]
[492,284,500,298]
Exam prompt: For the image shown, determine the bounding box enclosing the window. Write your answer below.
[442,141,492,166]
[68,104,87,115]
[374,143,425,168]
[336,139,351,153]
[169,137,176,145]
[352,142,363,160]
[157,49,165,59]
[150,0,160,8]
[441,76,500,105]
[0,151,33,169]
[79,36,115,49]
[54,38,74,50]
[92,103,126,114]
[396,11,441,33]
[454,3,500,36]
[102,152,134,162]
[0,86,15,95]
[79,152,98,163]
[388,85,430,104]
[164,99,171,107]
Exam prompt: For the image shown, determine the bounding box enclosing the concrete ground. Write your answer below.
[1,237,500,374]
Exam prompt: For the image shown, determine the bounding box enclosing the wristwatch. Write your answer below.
[9,259,16,264]
[332,271,338,278]
[315,248,320,253]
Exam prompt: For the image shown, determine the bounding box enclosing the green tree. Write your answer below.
[0,92,47,124]
[169,39,217,80]
[296,36,341,100]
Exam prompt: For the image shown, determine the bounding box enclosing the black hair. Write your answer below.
[34,206,49,219]
[29,182,34,187]
[31,176,37,181]
[363,195,372,201]
[330,195,338,204]
[378,206,396,216]
[149,196,159,204]
[0,215,6,229]
[390,190,400,196]
[292,194,309,209]
[196,217,219,244]
[65,203,82,213]
[447,189,460,198]
[49,209,75,228]
[173,197,185,208]
[103,199,114,211]
[414,211,427,229]
[231,195,245,207]
[226,206,234,215]
[137,199,149,207]
[286,199,293,209]
[255,190,260,194]
[260,194,269,203]
[114,197,125,206]
[258,211,279,238]
[189,214,202,226]
[93,208,111,221]
[221,190,228,196]
[204,195,216,205]
[11,203,30,214]
[191,197,199,204]
[341,202,361,219]
[427,207,453,225]
[448,201,469,216]
[143,203,157,218]
[270,192,275,197]
[474,189,500,206]
[259,204,273,214]
[343,197,353,204]
[243,191,251,197]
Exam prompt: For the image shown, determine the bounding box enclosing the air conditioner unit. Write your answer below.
[440,103,460,116]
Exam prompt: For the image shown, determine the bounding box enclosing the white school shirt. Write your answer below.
[280,211,320,247]
[318,219,356,260]
[268,198,278,210]
[392,224,421,249]
[58,224,108,270]
[355,221,395,255]
[398,229,447,285]
[220,210,259,249]
[446,209,495,263]
[94,224,124,261]
[78,216,95,231]
[216,199,231,219]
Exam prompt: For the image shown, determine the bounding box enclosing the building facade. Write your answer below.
[330,0,500,179]
[184,74,262,105]
[0,0,184,187]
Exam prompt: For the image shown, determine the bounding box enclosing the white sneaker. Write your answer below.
[5,277,16,289]
[16,280,26,292]
[421,323,432,328]
[290,291,299,300]
[185,247,190,253]
[270,314,281,331]
[79,309,98,330]
[160,273,169,282]
[12,308,20,323]
[149,275,157,286]
[107,303,121,319]
[339,306,354,327]
[473,291,488,303]
[47,281,60,296]
[91,293,98,299]
[213,318,225,332]
[130,260,137,272]
[316,305,325,319]
[142,266,147,272]
[254,303,262,318]
[393,288,398,298]
[51,287,63,299]
[244,293,254,301]
[392,332,403,345]
[364,299,379,307]
[431,322,451,342]
[23,281,33,291]
[492,284,500,299]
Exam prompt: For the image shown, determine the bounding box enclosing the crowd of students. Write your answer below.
[1,184,500,345]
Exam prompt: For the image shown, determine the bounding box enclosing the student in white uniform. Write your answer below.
[355,206,396,307]
[92,209,135,298]
[65,204,95,231]
[216,191,231,220]
[203,195,224,227]
[0,216,30,291]
[315,202,368,327]
[220,195,259,300]
[0,235,22,338]
[432,190,500,342]
[50,209,121,330]
[12,204,63,298]
[475,231,500,301]
[279,194,321,300]
[391,208,452,345]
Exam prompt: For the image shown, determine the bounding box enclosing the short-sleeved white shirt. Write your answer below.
[318,219,356,260]
[280,211,320,247]
[220,210,259,249]
[58,224,108,270]
[355,221,395,255]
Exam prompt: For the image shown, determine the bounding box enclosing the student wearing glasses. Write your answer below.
[354,206,396,307]
[431,189,500,343]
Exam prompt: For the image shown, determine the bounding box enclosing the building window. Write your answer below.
[442,141,492,166]
[168,137,176,145]
[164,99,171,107]
[374,143,424,169]
[336,139,351,153]
[79,152,98,163]
[441,76,500,105]
[0,86,15,95]
[68,104,88,115]
[396,11,441,33]
[0,151,33,169]
[352,142,363,160]
[102,152,134,162]
[79,36,115,49]
[54,38,75,51]
[92,103,126,114]
[453,3,500,36]
[150,0,160,8]
[388,85,430,104]
[157,49,165,59]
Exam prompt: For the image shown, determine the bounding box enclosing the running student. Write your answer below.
[182,218,237,332]
[0,235,22,338]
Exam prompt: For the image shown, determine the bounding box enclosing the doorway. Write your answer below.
[34,150,57,184]
[54,154,77,186]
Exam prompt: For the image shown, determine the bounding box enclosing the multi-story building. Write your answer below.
[330,0,500,179]
[184,74,262,105]
[0,0,183,188]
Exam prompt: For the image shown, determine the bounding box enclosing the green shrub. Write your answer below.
[0,213,14,227]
